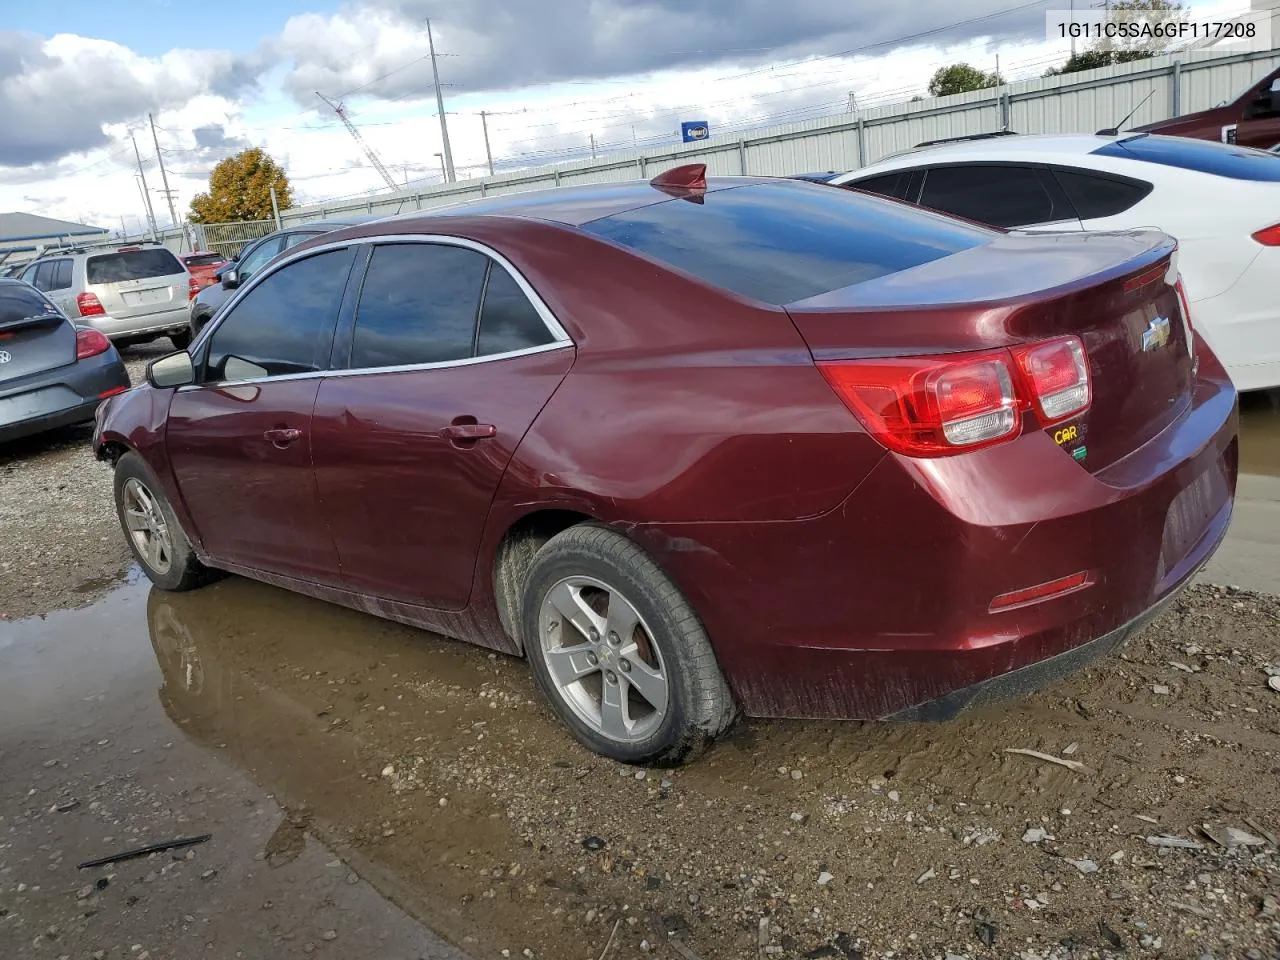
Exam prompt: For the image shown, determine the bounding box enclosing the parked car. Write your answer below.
[179,251,228,289]
[831,133,1280,392]
[93,166,1236,764]
[0,278,130,443]
[189,219,371,338]
[20,243,197,350]
[2,263,29,279]
[1133,65,1280,150]
[788,171,842,184]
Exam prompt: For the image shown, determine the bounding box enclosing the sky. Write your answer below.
[0,0,1253,235]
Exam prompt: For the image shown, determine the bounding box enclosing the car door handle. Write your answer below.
[442,423,497,441]
[263,427,302,445]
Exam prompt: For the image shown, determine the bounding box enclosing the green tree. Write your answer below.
[928,63,1005,98]
[189,148,293,224]
[1046,0,1186,75]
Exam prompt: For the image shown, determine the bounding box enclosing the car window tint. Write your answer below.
[283,231,324,250]
[237,236,284,280]
[85,249,184,284]
[1093,134,1280,181]
[20,265,38,285]
[205,248,352,381]
[0,283,59,324]
[919,165,1058,228]
[32,262,55,291]
[581,180,991,305]
[351,244,488,369]
[846,172,907,200]
[1053,169,1152,219]
[52,259,73,290]
[476,266,556,356]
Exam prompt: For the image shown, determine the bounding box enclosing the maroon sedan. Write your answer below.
[92,166,1237,764]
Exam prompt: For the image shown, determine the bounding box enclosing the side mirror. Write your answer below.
[221,268,240,290]
[147,351,195,389]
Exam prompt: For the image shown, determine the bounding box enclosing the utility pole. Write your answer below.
[848,91,858,113]
[590,133,597,159]
[480,110,494,176]
[129,131,159,241]
[149,113,181,247]
[426,19,455,183]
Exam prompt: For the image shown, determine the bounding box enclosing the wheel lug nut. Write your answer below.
[605,670,617,684]
[586,652,598,666]
[619,660,631,673]
[608,632,620,646]
[588,628,600,642]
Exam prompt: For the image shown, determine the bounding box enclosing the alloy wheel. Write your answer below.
[122,478,174,575]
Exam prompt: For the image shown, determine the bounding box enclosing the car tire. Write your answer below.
[521,523,736,765]
[113,452,215,592]
[169,330,192,350]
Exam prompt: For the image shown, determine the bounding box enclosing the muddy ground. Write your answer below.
[1,354,1279,959]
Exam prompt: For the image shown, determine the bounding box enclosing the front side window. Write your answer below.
[919,165,1060,228]
[236,236,284,281]
[205,248,353,381]
[52,259,73,290]
[283,231,324,250]
[32,262,56,291]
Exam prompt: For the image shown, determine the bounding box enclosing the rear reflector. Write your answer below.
[1010,336,1091,425]
[1251,223,1280,246]
[98,386,128,399]
[817,350,1020,457]
[989,571,1092,612]
[76,328,111,360]
[76,292,105,317]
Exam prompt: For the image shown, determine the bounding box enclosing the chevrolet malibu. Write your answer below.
[92,166,1238,765]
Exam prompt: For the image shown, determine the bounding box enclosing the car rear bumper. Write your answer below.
[631,358,1239,720]
[1189,251,1280,392]
[81,305,190,341]
[0,350,131,443]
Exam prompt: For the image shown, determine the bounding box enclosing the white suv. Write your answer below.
[22,243,197,349]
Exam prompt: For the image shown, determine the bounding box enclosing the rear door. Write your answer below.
[84,248,189,320]
[0,283,74,385]
[917,164,1082,231]
[311,240,573,609]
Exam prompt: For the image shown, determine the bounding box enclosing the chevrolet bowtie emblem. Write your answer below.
[1142,315,1171,352]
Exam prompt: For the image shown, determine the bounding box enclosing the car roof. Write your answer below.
[836,133,1138,179]
[374,177,780,228]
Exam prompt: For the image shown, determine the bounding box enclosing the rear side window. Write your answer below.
[206,248,353,381]
[919,165,1063,228]
[1093,135,1280,181]
[0,283,59,325]
[581,181,990,305]
[52,259,73,290]
[477,267,555,356]
[846,172,909,200]
[32,262,56,291]
[352,244,489,368]
[283,231,324,250]
[86,249,184,284]
[1053,169,1152,219]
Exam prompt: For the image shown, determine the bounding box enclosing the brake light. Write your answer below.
[1251,223,1280,246]
[817,350,1021,456]
[76,328,111,360]
[76,292,105,317]
[188,276,200,300]
[1010,336,1091,425]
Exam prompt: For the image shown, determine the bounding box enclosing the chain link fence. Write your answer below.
[194,219,277,259]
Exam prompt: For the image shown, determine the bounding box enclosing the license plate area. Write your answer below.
[122,288,169,307]
[1156,461,1229,581]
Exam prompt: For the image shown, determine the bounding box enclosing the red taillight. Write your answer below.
[76,328,111,360]
[188,277,200,300]
[818,336,1093,458]
[98,386,128,399]
[1174,273,1196,358]
[1251,223,1280,246]
[989,571,1092,612]
[1010,336,1091,425]
[76,292,105,317]
[817,350,1021,457]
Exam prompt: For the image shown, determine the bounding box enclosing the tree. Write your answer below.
[189,148,293,224]
[928,63,1005,98]
[1046,1,1185,75]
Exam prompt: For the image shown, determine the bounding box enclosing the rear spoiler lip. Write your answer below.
[0,312,66,333]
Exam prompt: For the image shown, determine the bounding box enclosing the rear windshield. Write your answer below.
[580,181,992,305]
[1093,134,1280,181]
[0,283,60,326]
[183,253,225,267]
[86,249,185,284]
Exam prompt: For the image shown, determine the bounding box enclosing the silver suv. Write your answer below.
[21,242,196,349]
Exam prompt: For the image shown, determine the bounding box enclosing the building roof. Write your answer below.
[0,212,108,247]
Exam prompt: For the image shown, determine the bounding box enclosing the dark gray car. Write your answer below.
[0,279,131,443]
[189,218,372,337]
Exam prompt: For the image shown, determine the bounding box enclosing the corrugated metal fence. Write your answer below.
[183,48,1280,254]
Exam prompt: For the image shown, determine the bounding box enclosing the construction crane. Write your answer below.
[315,91,400,192]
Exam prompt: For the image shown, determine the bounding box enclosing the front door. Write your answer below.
[167,245,357,583]
[311,240,573,609]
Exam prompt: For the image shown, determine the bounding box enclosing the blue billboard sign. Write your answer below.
[681,121,710,143]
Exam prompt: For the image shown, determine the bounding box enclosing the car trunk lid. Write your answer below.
[85,248,190,320]
[0,284,75,384]
[786,230,1193,473]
